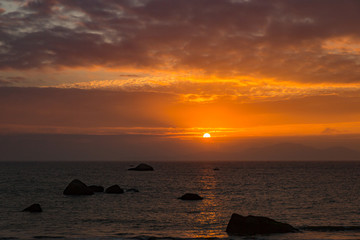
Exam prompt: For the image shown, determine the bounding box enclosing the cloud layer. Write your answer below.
[1,0,360,83]
[1,1,360,137]
[1,87,360,136]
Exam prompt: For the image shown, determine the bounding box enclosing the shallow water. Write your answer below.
[0,161,360,240]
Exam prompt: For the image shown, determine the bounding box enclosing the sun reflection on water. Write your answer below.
[186,166,227,238]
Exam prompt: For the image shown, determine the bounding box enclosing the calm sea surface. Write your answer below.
[1,161,360,240]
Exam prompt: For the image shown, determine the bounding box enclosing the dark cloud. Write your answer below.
[0,79,13,86]
[118,74,141,78]
[322,127,341,134]
[1,0,360,83]
[0,87,176,128]
[7,76,26,81]
[0,76,26,86]
[25,0,59,14]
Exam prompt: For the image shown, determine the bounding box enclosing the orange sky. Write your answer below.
[1,0,360,144]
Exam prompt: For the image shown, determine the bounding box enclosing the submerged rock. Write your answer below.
[88,185,104,192]
[105,185,124,194]
[128,163,154,171]
[178,193,203,200]
[226,214,298,236]
[63,179,94,195]
[22,203,42,213]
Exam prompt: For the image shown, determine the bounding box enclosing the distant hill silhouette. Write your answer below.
[239,143,360,161]
[0,134,359,161]
[187,143,360,161]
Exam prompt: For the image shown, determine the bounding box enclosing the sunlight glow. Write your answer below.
[203,133,211,138]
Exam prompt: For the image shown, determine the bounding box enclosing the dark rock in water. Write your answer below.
[88,185,104,192]
[178,193,203,200]
[126,188,139,192]
[105,185,124,194]
[213,167,220,171]
[22,203,42,212]
[63,179,94,195]
[128,163,154,171]
[226,214,298,236]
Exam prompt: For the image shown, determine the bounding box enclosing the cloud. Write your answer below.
[0,78,13,86]
[1,87,360,135]
[0,87,178,129]
[322,127,342,134]
[0,76,26,86]
[55,77,360,103]
[1,0,360,83]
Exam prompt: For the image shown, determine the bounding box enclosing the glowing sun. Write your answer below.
[203,133,211,138]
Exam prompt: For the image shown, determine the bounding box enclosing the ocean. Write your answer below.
[1,161,360,240]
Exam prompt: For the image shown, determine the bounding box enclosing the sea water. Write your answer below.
[0,161,360,240]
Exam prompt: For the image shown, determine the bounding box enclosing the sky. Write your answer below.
[1,0,360,159]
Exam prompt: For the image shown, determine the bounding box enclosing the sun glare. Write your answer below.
[203,133,211,138]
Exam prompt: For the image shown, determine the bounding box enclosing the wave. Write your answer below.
[82,218,121,224]
[0,235,226,240]
[301,226,360,232]
[125,237,226,240]
[33,236,64,239]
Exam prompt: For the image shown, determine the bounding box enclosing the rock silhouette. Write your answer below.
[178,193,203,200]
[88,185,104,192]
[63,179,94,195]
[22,203,42,212]
[105,185,124,194]
[128,163,154,171]
[226,214,298,236]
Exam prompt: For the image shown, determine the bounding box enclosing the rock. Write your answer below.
[63,179,94,195]
[105,185,124,194]
[213,167,220,171]
[178,193,203,200]
[126,188,139,192]
[226,214,298,236]
[88,185,104,192]
[22,203,42,213]
[128,163,154,171]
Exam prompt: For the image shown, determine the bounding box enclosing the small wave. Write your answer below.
[127,236,225,240]
[82,218,119,224]
[33,236,64,239]
[301,226,360,232]
[115,233,128,236]
[186,211,201,214]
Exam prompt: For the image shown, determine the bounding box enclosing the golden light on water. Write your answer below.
[203,133,211,138]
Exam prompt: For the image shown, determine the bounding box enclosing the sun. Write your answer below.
[203,133,211,138]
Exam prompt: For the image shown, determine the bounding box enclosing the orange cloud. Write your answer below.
[1,87,360,137]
